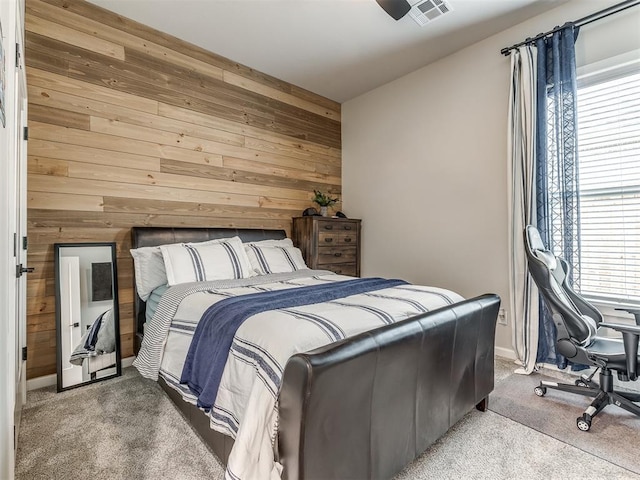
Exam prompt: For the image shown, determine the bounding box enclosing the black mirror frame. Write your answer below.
[54,242,122,392]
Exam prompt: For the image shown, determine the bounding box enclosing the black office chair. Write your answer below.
[524,225,640,431]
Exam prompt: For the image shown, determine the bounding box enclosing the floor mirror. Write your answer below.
[54,242,122,392]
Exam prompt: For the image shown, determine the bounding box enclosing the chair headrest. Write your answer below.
[526,225,546,251]
[526,226,557,269]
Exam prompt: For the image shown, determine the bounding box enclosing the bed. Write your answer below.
[131,226,500,480]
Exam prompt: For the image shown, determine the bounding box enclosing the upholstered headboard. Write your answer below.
[130,227,287,353]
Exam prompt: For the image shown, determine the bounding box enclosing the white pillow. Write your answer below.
[130,237,235,301]
[245,244,308,275]
[160,236,252,285]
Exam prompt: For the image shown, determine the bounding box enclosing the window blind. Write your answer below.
[576,70,640,304]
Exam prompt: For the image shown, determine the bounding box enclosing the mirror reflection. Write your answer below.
[55,243,121,391]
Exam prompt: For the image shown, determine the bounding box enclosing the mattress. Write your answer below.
[146,284,168,325]
[87,352,116,374]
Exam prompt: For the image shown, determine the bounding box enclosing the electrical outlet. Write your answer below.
[498,308,507,326]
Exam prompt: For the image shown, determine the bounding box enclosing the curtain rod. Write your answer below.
[500,0,640,56]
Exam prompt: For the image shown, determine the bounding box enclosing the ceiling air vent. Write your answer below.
[408,0,453,26]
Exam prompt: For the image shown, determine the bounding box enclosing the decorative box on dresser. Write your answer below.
[292,217,361,277]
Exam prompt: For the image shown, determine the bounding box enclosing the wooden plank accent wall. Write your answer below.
[25,0,341,379]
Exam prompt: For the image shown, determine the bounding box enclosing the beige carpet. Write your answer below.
[489,371,640,475]
[16,360,640,480]
[16,369,224,480]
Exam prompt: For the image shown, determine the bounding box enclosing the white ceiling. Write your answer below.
[88,0,567,103]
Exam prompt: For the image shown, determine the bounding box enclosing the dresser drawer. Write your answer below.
[317,246,357,264]
[319,263,358,277]
[318,231,357,246]
[317,220,358,234]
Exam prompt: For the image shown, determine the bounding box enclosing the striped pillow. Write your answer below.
[160,236,252,286]
[245,238,293,248]
[245,244,308,275]
[131,237,229,301]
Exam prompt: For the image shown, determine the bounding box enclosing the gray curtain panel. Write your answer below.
[508,44,539,374]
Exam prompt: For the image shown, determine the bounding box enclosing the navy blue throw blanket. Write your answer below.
[181,277,407,410]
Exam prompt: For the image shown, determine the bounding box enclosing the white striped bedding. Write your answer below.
[133,270,463,480]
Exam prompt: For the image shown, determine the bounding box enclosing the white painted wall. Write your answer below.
[342,0,640,354]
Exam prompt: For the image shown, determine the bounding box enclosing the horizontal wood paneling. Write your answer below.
[25,0,341,379]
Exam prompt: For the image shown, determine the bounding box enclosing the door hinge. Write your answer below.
[16,264,34,278]
[22,236,28,250]
[13,233,17,257]
[23,126,28,141]
[15,43,21,67]
[22,346,27,361]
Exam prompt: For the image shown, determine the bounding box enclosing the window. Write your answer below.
[576,65,640,305]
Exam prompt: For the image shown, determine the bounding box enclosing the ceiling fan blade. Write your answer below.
[375,0,411,20]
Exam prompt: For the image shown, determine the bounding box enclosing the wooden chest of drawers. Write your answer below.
[292,216,361,277]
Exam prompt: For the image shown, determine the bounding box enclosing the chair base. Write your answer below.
[535,369,640,431]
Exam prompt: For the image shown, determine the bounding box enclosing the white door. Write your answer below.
[13,18,27,450]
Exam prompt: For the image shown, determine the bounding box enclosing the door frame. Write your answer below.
[13,19,27,444]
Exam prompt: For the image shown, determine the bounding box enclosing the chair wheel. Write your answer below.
[575,379,588,387]
[534,386,547,397]
[577,415,591,432]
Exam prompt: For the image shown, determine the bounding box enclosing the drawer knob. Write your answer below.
[344,237,352,243]
[324,225,333,230]
[324,238,333,243]
[344,226,352,230]
[334,252,342,257]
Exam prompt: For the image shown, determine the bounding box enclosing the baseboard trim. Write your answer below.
[26,373,56,391]
[495,347,517,360]
[27,356,136,391]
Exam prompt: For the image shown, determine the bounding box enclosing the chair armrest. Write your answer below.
[600,322,640,335]
[600,322,639,381]
[615,308,640,326]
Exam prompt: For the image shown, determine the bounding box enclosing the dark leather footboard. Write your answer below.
[278,293,500,480]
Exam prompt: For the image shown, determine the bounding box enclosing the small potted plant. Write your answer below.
[312,190,339,217]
